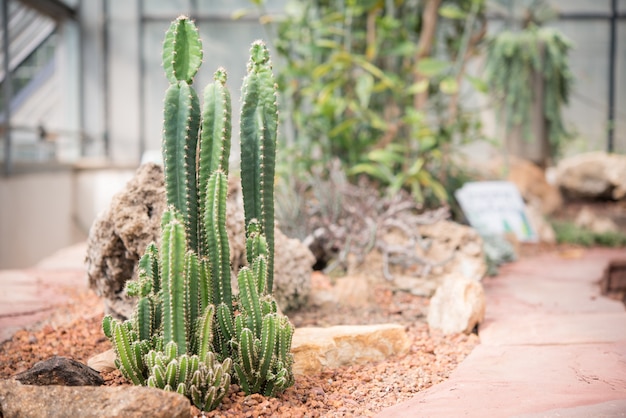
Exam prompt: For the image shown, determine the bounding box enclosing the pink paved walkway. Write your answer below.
[0,243,89,342]
[378,248,626,417]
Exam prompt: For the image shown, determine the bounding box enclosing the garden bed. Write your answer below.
[0,278,478,417]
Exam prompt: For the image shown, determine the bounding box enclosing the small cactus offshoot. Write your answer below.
[102,15,294,411]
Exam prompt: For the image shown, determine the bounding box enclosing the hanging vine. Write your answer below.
[484,24,574,156]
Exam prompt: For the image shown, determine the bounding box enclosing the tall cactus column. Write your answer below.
[240,40,278,293]
[198,68,232,259]
[162,16,202,254]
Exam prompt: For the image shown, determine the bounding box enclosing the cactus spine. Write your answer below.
[103,15,294,411]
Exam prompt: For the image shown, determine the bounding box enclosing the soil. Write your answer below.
[0,273,478,417]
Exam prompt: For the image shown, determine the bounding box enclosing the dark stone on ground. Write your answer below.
[12,356,104,387]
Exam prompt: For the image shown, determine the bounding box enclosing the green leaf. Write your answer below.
[349,163,393,183]
[315,39,340,49]
[465,74,488,93]
[406,79,429,95]
[387,41,416,57]
[355,73,374,108]
[407,158,425,177]
[439,77,459,94]
[367,149,404,165]
[439,4,467,19]
[416,58,451,77]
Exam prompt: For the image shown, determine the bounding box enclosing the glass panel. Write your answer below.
[196,0,287,14]
[547,20,610,154]
[143,0,193,15]
[547,0,609,14]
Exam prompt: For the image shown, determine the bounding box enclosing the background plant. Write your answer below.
[102,16,294,411]
[254,0,487,207]
[551,220,626,248]
[484,0,574,159]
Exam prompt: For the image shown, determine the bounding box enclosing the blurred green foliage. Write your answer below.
[254,0,487,206]
[551,220,626,248]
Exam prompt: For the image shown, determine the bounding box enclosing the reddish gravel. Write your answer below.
[0,283,478,417]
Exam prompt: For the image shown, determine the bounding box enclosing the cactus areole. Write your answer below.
[102,16,294,411]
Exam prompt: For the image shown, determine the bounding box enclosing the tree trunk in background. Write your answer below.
[505,68,551,168]
[414,0,441,110]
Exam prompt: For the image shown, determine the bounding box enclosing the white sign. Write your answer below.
[455,181,537,242]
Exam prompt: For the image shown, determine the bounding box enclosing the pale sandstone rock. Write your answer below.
[0,379,190,418]
[427,275,486,335]
[555,152,626,200]
[575,206,619,235]
[291,324,411,375]
[507,157,562,215]
[87,349,117,373]
[89,324,412,378]
[308,275,375,309]
[525,203,556,244]
[86,163,314,318]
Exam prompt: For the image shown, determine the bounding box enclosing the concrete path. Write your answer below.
[0,243,89,342]
[378,248,626,418]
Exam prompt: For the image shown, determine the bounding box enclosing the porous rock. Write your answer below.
[427,275,486,335]
[291,324,411,375]
[13,356,103,386]
[347,220,487,298]
[555,151,626,200]
[384,219,487,298]
[0,379,190,418]
[418,220,487,281]
[85,163,166,319]
[271,230,315,311]
[85,163,313,319]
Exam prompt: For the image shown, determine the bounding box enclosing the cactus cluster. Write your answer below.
[102,15,294,411]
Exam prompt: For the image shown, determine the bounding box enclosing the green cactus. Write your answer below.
[146,342,231,411]
[240,40,278,293]
[230,258,295,396]
[103,16,294,411]
[198,68,232,258]
[162,81,200,254]
[162,15,203,85]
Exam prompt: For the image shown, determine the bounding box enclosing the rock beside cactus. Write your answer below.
[85,163,314,319]
[85,163,166,319]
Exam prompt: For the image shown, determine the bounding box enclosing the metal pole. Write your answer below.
[138,0,145,163]
[2,0,13,176]
[103,0,110,159]
[607,0,617,153]
[77,0,86,157]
